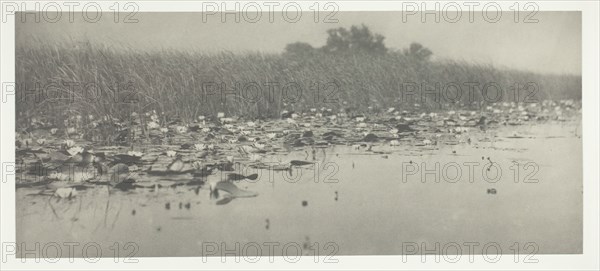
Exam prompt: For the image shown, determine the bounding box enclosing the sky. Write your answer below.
[16,11,581,75]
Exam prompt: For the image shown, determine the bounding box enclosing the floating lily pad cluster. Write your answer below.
[16,100,580,199]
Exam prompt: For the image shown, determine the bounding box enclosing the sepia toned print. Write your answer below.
[13,8,582,259]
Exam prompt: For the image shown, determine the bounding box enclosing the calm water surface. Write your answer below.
[16,121,582,256]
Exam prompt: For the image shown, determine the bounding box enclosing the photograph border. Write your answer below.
[1,1,598,270]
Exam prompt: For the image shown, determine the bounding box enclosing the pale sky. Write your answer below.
[16,12,581,75]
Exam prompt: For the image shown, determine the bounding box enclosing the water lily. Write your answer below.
[147,121,160,129]
[63,139,75,148]
[48,172,68,182]
[176,125,188,133]
[127,150,143,157]
[67,146,84,156]
[194,143,207,151]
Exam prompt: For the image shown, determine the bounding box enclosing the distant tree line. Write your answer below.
[284,24,432,61]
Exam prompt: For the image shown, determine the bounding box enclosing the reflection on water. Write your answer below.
[16,122,582,256]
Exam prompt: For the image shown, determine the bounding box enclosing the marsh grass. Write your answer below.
[16,41,581,128]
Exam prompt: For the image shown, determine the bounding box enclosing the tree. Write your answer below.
[282,25,434,60]
[403,42,433,61]
[284,42,316,57]
[322,24,387,55]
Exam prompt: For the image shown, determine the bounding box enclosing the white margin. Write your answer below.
[0,1,598,270]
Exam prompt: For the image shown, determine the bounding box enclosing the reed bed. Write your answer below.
[16,42,581,127]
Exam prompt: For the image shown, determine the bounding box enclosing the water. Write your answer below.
[16,121,582,256]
